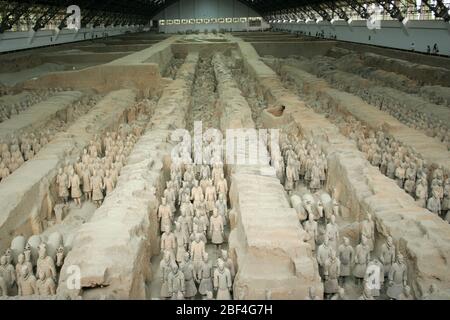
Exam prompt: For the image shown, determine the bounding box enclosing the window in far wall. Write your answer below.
[211,18,217,23]
[174,19,180,24]
[160,20,165,25]
[218,18,225,23]
[204,18,210,24]
[196,19,202,24]
[189,19,195,24]
[240,17,247,23]
[181,19,188,24]
[225,18,232,23]
[233,18,239,23]
[166,19,173,25]
[249,18,261,27]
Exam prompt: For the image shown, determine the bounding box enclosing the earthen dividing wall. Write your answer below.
[0,91,84,141]
[21,37,179,95]
[359,52,450,86]
[57,52,199,299]
[213,52,322,300]
[276,63,450,173]
[234,38,450,298]
[0,89,136,252]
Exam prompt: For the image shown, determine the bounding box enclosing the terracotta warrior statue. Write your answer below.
[209,208,224,250]
[168,264,185,300]
[69,170,82,208]
[323,249,341,297]
[36,244,56,282]
[353,236,370,285]
[161,228,176,263]
[338,237,354,284]
[213,258,232,300]
[18,265,37,296]
[56,167,69,204]
[198,252,213,297]
[0,255,15,294]
[91,171,104,208]
[387,253,407,300]
[180,253,197,299]
[216,193,228,226]
[360,213,375,252]
[15,253,33,293]
[158,197,172,234]
[303,213,318,251]
[317,236,332,277]
[325,214,339,252]
[221,250,236,282]
[160,251,175,299]
[190,233,206,275]
[36,270,56,296]
[380,236,396,277]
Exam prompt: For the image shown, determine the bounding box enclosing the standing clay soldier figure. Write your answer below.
[387,254,408,300]
[213,259,232,300]
[205,180,217,214]
[191,180,204,205]
[325,214,339,252]
[198,252,213,296]
[174,223,187,263]
[160,251,174,299]
[360,214,375,251]
[415,179,427,207]
[353,236,370,285]
[221,250,236,282]
[82,167,92,201]
[309,161,321,192]
[158,197,172,234]
[338,237,354,284]
[161,229,176,263]
[56,168,69,204]
[168,264,185,299]
[0,161,10,181]
[190,233,206,275]
[36,270,56,296]
[36,244,56,282]
[69,171,82,208]
[216,193,228,226]
[284,161,295,192]
[427,190,441,215]
[18,266,37,296]
[380,236,396,277]
[323,250,341,297]
[209,208,224,250]
[303,213,318,251]
[91,171,104,208]
[103,171,115,195]
[180,253,197,299]
[317,237,332,277]
[364,258,384,297]
[216,173,228,197]
[0,255,15,294]
[15,253,33,293]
